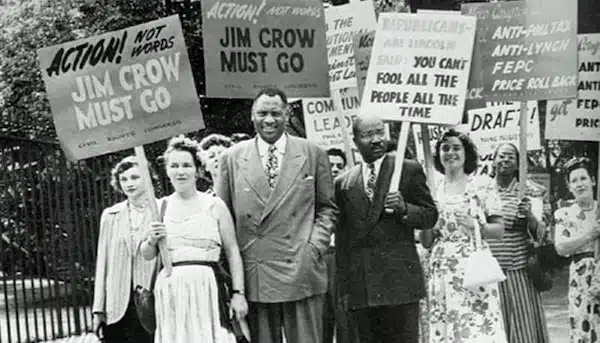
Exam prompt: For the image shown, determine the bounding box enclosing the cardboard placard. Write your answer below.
[38,15,204,161]
[201,0,330,98]
[303,87,360,155]
[462,1,578,101]
[360,13,476,125]
[546,34,600,141]
[325,1,377,89]
[353,30,375,97]
[467,102,541,176]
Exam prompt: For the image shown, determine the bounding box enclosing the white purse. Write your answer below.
[463,204,506,291]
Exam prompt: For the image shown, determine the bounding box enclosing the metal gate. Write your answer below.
[0,136,169,343]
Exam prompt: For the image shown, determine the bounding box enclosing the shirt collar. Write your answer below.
[257,133,287,157]
[363,155,385,176]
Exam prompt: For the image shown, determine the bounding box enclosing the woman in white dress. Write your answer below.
[141,135,248,343]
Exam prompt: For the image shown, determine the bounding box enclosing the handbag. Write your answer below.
[463,212,506,291]
[133,199,167,333]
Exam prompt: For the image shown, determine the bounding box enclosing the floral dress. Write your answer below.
[417,242,431,343]
[429,176,508,343]
[554,201,599,343]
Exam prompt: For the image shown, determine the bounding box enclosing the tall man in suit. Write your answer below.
[334,115,438,343]
[216,87,338,343]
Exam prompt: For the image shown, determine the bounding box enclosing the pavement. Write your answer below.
[542,267,570,343]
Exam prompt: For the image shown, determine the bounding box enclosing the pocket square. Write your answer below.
[304,175,314,180]
[244,188,251,192]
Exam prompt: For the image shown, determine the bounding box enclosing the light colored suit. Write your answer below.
[92,201,155,324]
[216,135,338,303]
[217,134,338,343]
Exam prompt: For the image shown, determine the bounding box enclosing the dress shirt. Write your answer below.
[257,134,287,174]
[361,155,385,194]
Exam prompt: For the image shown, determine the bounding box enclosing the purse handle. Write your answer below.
[468,196,483,251]
[149,198,168,292]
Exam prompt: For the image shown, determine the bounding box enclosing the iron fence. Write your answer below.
[0,136,174,343]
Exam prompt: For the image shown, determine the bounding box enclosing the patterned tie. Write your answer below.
[265,145,279,189]
[365,163,377,202]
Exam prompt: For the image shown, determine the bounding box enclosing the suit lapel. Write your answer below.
[342,165,369,220]
[261,137,306,222]
[239,139,270,205]
[364,154,394,231]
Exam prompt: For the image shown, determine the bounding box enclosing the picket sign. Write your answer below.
[331,90,356,167]
[597,158,600,259]
[134,146,172,276]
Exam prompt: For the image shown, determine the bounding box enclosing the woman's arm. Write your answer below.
[553,208,599,257]
[482,214,504,240]
[215,201,244,293]
[214,198,248,320]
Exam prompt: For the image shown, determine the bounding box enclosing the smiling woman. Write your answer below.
[92,155,156,343]
[140,135,248,343]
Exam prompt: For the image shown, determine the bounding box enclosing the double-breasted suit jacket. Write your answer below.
[334,154,438,310]
[216,135,338,303]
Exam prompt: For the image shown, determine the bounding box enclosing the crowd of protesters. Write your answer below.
[91,87,600,343]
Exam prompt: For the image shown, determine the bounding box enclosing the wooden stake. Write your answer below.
[420,124,437,192]
[134,146,172,276]
[389,122,411,192]
[518,101,528,199]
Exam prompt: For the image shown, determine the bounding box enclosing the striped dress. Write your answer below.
[487,178,550,343]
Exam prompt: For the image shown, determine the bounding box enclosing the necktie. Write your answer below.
[265,145,279,189]
[366,163,376,202]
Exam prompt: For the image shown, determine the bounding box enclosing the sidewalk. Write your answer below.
[542,267,570,343]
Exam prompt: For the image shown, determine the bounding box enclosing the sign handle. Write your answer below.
[389,122,411,192]
[134,145,172,276]
[332,89,356,167]
[595,151,600,260]
[420,124,437,192]
[518,101,528,199]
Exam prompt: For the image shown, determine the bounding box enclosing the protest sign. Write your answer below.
[303,87,360,155]
[462,1,578,101]
[360,13,476,125]
[353,30,375,97]
[467,102,541,176]
[325,1,377,89]
[38,15,204,162]
[201,0,329,99]
[546,34,600,141]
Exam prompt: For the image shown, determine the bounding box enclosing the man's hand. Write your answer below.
[384,192,406,215]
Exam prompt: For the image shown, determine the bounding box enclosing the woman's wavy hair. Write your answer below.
[158,135,203,170]
[563,156,595,187]
[109,155,158,194]
[433,128,479,175]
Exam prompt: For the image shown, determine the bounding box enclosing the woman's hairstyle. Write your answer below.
[490,143,520,180]
[563,156,594,185]
[433,128,479,175]
[199,133,232,152]
[230,133,252,144]
[160,135,203,169]
[110,155,139,194]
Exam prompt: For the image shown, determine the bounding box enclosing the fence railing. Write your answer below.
[0,136,174,343]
